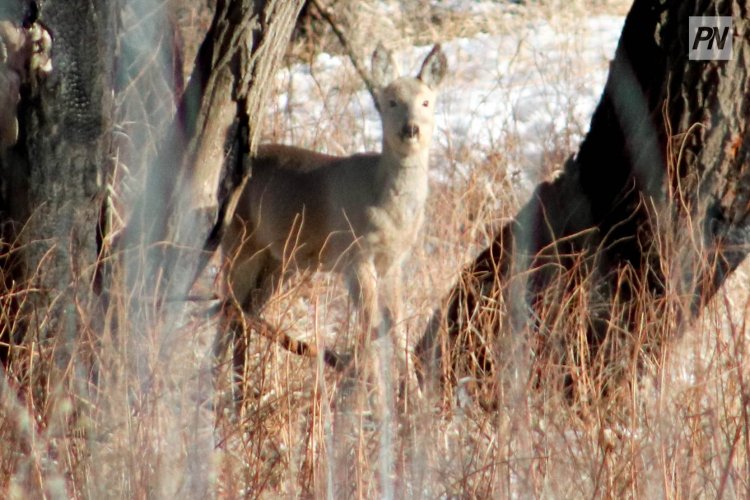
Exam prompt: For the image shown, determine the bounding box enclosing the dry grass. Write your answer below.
[2,0,749,498]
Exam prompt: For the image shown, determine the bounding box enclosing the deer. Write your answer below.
[217,43,447,391]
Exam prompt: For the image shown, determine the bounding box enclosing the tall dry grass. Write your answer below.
[2,0,749,498]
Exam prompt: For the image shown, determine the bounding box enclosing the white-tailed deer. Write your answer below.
[219,43,447,380]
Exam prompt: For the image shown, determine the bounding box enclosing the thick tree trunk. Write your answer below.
[417,0,750,406]
[0,0,303,495]
[0,1,116,362]
[111,3,304,494]
[120,0,305,303]
[0,0,303,350]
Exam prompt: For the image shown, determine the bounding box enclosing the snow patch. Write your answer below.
[270,14,624,192]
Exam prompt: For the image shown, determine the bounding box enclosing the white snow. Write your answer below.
[269,10,624,192]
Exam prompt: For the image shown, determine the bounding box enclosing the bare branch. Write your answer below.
[309,0,381,110]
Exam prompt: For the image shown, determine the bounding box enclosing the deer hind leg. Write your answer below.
[214,248,279,399]
[219,250,345,401]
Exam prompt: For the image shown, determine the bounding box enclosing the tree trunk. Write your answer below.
[417,0,750,407]
[0,1,303,494]
[0,1,116,364]
[120,0,305,304]
[111,1,303,495]
[0,0,303,350]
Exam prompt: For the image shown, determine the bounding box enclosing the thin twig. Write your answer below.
[308,0,380,111]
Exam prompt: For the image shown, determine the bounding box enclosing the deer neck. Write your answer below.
[376,144,430,209]
[378,145,429,179]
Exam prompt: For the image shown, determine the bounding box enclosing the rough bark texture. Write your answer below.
[120,0,305,305]
[417,0,750,405]
[0,1,304,495]
[0,1,116,358]
[113,4,304,493]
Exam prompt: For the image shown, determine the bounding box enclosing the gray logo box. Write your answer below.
[689,17,732,60]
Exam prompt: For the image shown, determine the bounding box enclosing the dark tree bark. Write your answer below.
[0,0,304,346]
[120,0,305,305]
[0,0,116,364]
[0,0,304,494]
[417,0,750,406]
[111,3,305,493]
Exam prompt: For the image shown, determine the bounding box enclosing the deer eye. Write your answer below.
[389,100,397,108]
[422,100,429,107]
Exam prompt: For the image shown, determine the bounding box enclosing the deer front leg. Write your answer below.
[342,260,378,379]
[380,266,421,406]
[346,260,382,345]
[381,266,403,354]
[347,261,416,400]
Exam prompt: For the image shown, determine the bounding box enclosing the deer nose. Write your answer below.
[401,123,420,139]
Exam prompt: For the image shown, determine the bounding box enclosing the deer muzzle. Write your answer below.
[400,123,420,140]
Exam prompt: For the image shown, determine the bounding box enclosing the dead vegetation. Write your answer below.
[1,0,749,498]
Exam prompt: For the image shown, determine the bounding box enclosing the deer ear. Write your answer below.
[417,44,447,89]
[371,43,399,88]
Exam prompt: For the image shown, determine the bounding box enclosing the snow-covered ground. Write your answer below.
[270,11,624,192]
